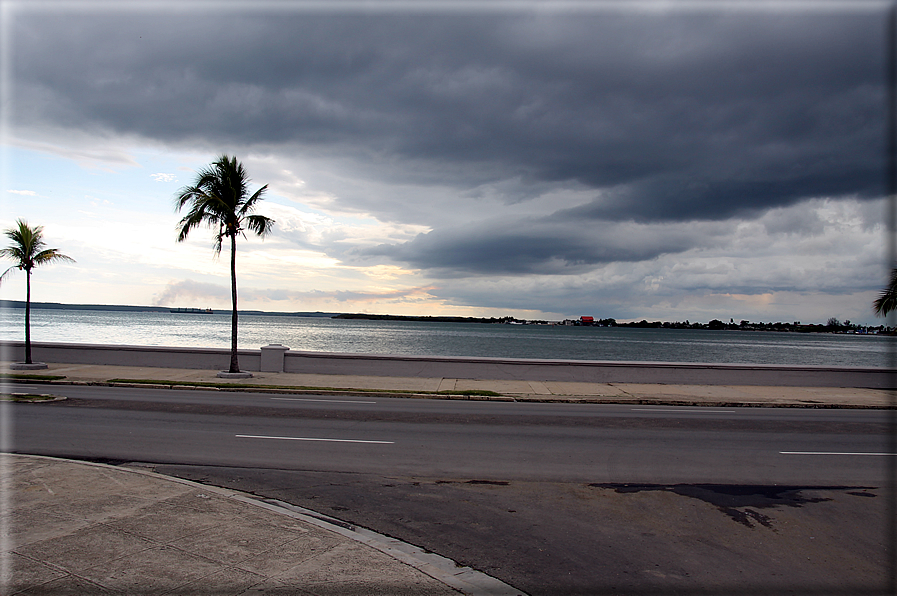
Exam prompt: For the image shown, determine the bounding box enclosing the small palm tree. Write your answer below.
[0,220,75,365]
[175,155,274,374]
[873,268,897,317]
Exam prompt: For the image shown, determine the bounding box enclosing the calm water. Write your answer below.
[0,308,892,368]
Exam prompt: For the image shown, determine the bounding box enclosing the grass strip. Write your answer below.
[1,393,61,402]
[0,373,67,381]
[435,389,503,396]
[107,378,501,397]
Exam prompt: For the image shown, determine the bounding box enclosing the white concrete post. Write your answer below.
[260,343,290,372]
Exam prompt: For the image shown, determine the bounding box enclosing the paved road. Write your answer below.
[6,384,893,595]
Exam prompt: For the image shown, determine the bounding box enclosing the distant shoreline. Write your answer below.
[1,300,892,334]
[0,302,511,325]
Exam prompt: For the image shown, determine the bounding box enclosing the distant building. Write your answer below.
[580,316,594,325]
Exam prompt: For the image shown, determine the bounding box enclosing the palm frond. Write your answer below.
[239,185,269,216]
[0,247,25,261]
[212,222,226,255]
[0,265,18,285]
[177,208,212,243]
[873,268,897,316]
[33,249,76,266]
[245,214,275,238]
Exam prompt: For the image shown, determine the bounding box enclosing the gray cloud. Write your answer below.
[10,5,890,314]
[366,218,729,276]
[415,197,887,319]
[13,9,885,222]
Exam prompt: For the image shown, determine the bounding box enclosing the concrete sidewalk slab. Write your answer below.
[9,363,447,394]
[604,383,893,408]
[2,454,521,596]
[538,381,630,397]
[2,361,894,408]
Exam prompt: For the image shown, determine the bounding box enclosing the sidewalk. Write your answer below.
[2,361,894,408]
[2,454,521,595]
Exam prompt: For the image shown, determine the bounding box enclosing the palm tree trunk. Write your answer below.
[229,233,240,373]
[24,268,32,364]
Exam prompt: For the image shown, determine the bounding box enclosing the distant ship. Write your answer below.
[169,307,214,314]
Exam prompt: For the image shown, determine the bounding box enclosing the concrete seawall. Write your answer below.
[2,340,894,389]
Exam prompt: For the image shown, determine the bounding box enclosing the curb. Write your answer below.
[4,377,516,401]
[504,396,896,409]
[254,499,525,596]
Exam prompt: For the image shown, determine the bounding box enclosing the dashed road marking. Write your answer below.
[236,434,394,444]
[630,408,746,413]
[780,451,896,456]
[271,397,377,404]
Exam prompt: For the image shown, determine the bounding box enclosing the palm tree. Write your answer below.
[0,220,75,365]
[873,268,897,317]
[175,155,274,375]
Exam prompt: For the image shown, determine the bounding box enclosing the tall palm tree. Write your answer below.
[873,268,897,317]
[0,220,75,365]
[175,155,274,375]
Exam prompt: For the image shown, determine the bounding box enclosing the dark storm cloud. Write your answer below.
[366,218,727,276]
[11,6,888,276]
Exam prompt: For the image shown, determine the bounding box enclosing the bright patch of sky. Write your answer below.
[1,142,436,316]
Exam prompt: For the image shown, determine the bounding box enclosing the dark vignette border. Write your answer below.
[887,2,897,594]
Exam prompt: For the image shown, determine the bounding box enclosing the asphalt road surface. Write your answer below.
[6,384,894,595]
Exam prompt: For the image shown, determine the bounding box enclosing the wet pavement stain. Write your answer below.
[588,483,877,528]
[435,479,510,486]
[847,490,877,497]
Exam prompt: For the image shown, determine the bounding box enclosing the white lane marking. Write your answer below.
[271,397,377,404]
[236,434,394,444]
[780,451,897,456]
[630,408,745,413]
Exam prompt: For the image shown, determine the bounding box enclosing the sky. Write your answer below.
[0,1,893,325]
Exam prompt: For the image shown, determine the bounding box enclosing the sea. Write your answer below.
[0,307,892,368]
